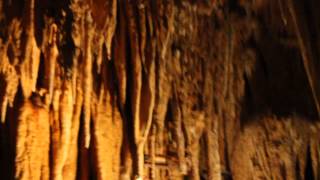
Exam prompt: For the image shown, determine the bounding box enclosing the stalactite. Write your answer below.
[286,0,320,119]
[0,20,21,124]
[88,0,117,60]
[43,24,58,104]
[140,1,156,144]
[115,3,131,180]
[160,4,174,60]
[20,0,40,98]
[96,37,104,74]
[102,0,117,60]
[138,7,157,179]
[125,1,143,178]
[113,0,127,109]
[126,0,142,144]
[137,0,147,72]
[70,1,83,106]
[136,30,156,180]
[0,46,18,123]
[152,2,175,156]
[83,11,93,148]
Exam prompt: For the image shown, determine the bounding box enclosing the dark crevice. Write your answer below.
[280,163,287,180]
[36,52,45,89]
[223,114,233,180]
[227,0,246,17]
[240,21,318,125]
[295,157,301,180]
[305,145,315,180]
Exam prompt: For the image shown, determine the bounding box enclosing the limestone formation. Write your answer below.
[0,0,318,179]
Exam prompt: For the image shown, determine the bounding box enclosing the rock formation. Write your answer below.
[0,0,319,179]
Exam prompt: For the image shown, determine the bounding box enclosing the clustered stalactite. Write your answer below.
[0,0,319,180]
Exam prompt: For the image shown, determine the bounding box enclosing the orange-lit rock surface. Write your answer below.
[0,0,319,179]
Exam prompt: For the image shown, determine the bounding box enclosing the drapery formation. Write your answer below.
[0,0,319,179]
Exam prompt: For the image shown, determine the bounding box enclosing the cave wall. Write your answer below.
[0,0,319,179]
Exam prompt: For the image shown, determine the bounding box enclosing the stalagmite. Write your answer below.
[120,130,133,180]
[62,74,83,180]
[92,65,123,179]
[186,113,205,180]
[205,115,222,180]
[202,66,222,180]
[150,126,156,179]
[51,80,73,180]
[171,84,187,175]
[15,94,50,180]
